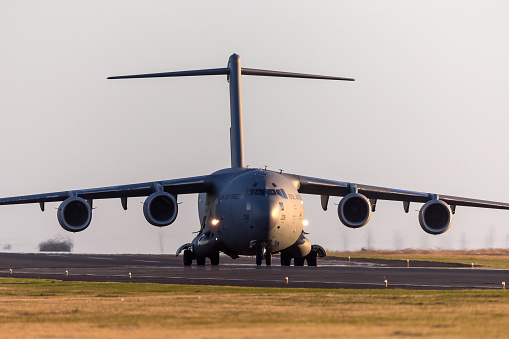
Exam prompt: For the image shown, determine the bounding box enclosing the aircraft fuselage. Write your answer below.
[193,168,305,257]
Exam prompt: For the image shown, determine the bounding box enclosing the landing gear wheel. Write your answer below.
[210,252,220,266]
[265,252,272,266]
[196,256,206,266]
[306,252,318,266]
[256,251,263,266]
[183,249,193,266]
[294,257,305,266]
[280,252,292,266]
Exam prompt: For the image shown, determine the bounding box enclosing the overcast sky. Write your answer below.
[1,1,509,253]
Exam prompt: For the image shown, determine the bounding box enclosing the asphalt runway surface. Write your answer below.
[1,252,508,290]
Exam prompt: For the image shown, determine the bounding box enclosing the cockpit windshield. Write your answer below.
[243,188,288,199]
[254,189,265,196]
[267,189,276,196]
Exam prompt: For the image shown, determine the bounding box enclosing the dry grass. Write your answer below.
[328,249,509,268]
[1,279,509,338]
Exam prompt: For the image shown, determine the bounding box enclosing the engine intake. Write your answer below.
[57,197,92,232]
[337,193,371,228]
[143,192,178,227]
[419,199,452,235]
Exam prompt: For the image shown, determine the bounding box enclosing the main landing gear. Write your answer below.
[182,248,220,266]
[280,245,326,267]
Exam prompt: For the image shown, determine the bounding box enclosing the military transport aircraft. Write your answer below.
[2,54,509,266]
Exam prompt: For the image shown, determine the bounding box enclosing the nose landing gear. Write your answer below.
[255,243,272,266]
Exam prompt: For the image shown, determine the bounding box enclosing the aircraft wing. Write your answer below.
[0,175,209,208]
[297,175,509,211]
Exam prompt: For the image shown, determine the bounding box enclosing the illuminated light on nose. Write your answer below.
[302,219,309,226]
[211,219,220,226]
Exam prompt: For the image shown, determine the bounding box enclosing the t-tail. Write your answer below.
[108,54,355,168]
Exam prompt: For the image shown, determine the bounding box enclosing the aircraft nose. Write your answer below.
[250,197,281,239]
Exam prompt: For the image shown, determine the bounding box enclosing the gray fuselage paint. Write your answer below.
[193,168,305,257]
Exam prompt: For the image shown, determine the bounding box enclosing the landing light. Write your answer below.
[211,219,220,226]
[302,219,309,226]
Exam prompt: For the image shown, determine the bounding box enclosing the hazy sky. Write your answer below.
[1,1,509,253]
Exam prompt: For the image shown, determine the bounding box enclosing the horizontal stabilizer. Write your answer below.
[108,67,354,82]
[241,68,355,81]
[108,68,229,80]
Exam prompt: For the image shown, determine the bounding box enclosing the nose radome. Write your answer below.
[251,198,281,238]
[268,198,281,229]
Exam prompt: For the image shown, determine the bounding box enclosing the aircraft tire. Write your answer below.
[265,252,272,266]
[280,252,292,266]
[306,252,317,266]
[294,257,305,266]
[256,251,263,266]
[210,252,220,265]
[183,250,193,266]
[196,256,206,266]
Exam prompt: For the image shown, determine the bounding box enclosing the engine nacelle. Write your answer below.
[143,192,178,227]
[419,199,452,235]
[337,193,372,228]
[57,197,92,232]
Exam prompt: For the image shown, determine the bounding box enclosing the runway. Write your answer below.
[1,252,508,290]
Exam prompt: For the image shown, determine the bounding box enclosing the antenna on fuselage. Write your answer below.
[108,54,355,169]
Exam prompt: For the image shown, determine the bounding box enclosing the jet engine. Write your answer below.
[57,197,92,232]
[143,192,178,227]
[337,193,371,228]
[418,199,452,235]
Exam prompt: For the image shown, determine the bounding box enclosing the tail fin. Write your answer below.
[109,54,354,168]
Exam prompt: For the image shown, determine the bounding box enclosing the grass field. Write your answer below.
[1,278,509,338]
[329,249,509,269]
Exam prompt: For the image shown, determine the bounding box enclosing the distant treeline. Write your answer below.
[39,238,74,252]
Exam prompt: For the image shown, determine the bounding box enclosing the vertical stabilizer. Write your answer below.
[108,54,353,170]
[227,54,245,168]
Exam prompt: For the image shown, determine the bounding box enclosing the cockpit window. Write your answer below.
[276,189,288,199]
[254,189,265,196]
[244,188,288,199]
